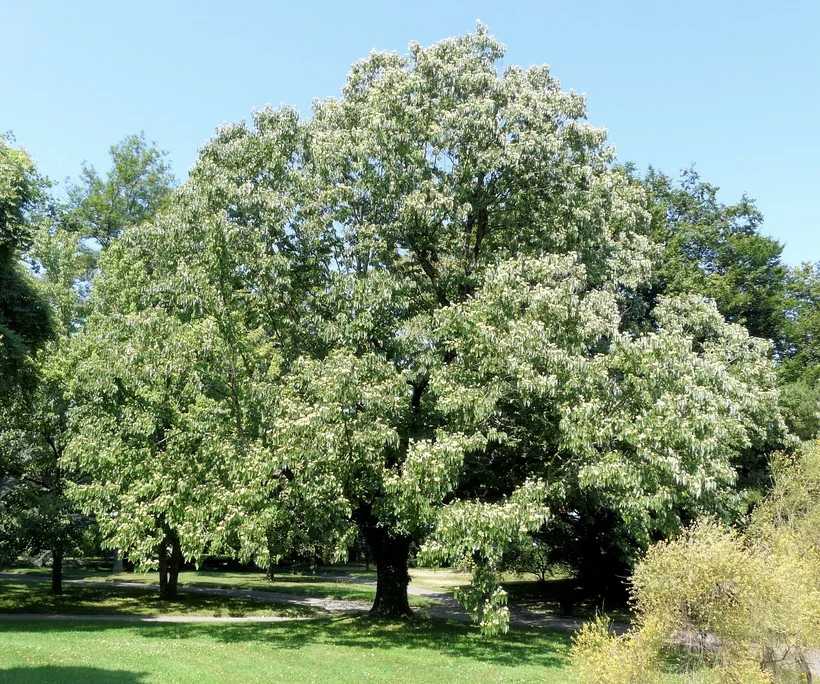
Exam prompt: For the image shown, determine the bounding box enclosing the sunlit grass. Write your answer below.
[0,616,577,683]
[408,567,471,593]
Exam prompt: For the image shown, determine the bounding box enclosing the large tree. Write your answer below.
[67,26,784,629]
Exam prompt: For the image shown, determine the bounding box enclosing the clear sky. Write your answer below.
[3,0,818,263]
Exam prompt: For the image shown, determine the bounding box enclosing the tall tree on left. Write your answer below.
[0,134,175,593]
[0,135,64,589]
[0,136,52,392]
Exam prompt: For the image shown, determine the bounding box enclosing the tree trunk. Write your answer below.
[158,542,169,599]
[167,534,183,599]
[51,548,63,595]
[366,527,412,617]
[112,548,124,573]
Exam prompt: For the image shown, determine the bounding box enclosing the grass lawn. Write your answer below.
[0,616,577,683]
[408,567,472,592]
[1,561,640,624]
[0,565,434,607]
[0,581,316,618]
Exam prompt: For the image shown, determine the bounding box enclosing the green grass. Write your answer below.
[0,581,316,618]
[408,567,472,592]
[4,561,630,619]
[0,566,434,607]
[0,616,576,683]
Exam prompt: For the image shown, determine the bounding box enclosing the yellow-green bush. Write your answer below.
[572,441,820,683]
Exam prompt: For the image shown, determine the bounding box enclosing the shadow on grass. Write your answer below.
[0,666,148,683]
[0,582,315,618]
[0,575,441,611]
[1,570,379,602]
[0,615,572,669]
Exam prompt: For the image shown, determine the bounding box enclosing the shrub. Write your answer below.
[571,441,820,683]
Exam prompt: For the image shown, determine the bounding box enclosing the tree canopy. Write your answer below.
[63,26,786,631]
[0,133,175,594]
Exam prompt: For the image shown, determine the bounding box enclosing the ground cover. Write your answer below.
[0,581,316,618]
[0,565,433,607]
[0,616,576,683]
[1,562,620,618]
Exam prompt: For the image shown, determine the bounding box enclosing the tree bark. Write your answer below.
[167,534,183,599]
[365,526,412,617]
[158,542,169,599]
[51,548,63,595]
[112,548,124,573]
[158,532,183,600]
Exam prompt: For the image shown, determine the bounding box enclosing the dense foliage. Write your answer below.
[59,27,789,632]
[0,134,174,593]
[0,137,52,392]
[1,26,817,639]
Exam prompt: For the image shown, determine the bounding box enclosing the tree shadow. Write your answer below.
[0,581,315,618]
[0,666,148,683]
[0,614,572,669]
[138,615,572,668]
[504,577,633,621]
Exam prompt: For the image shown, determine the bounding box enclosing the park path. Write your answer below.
[0,571,589,630]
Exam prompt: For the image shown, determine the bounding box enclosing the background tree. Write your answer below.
[779,263,820,440]
[635,167,788,347]
[0,362,91,594]
[634,169,818,446]
[64,132,175,248]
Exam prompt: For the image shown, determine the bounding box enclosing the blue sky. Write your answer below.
[3,1,818,263]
